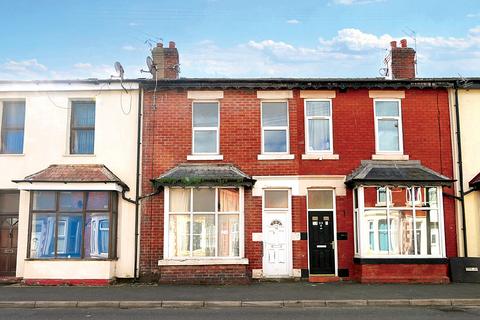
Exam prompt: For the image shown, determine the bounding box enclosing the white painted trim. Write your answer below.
[369,90,405,99]
[257,90,293,99]
[0,82,139,92]
[191,101,220,155]
[257,154,295,160]
[302,154,339,160]
[304,99,334,154]
[252,232,263,242]
[306,188,338,276]
[371,154,409,160]
[300,90,336,99]
[374,99,404,154]
[158,258,249,266]
[15,182,123,191]
[187,91,224,100]
[187,154,224,160]
[260,100,290,155]
[252,175,347,197]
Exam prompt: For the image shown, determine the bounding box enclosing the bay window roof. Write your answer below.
[345,160,453,188]
[469,172,480,190]
[152,163,255,188]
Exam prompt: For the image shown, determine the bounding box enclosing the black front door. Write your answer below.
[308,211,335,275]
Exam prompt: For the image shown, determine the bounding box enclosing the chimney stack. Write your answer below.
[151,41,180,80]
[387,38,416,79]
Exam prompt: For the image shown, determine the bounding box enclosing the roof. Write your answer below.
[13,164,129,190]
[345,160,453,187]
[151,163,255,188]
[469,172,480,189]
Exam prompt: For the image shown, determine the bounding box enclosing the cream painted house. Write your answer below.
[450,85,480,258]
[0,80,140,283]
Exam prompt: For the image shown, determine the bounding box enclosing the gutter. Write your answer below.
[134,85,143,281]
[454,83,468,257]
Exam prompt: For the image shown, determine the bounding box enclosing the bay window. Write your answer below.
[167,187,242,258]
[28,191,117,259]
[374,99,403,153]
[355,186,443,258]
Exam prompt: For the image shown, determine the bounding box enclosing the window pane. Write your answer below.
[71,129,94,154]
[306,101,330,117]
[364,187,385,208]
[262,102,287,126]
[192,215,215,257]
[264,130,287,153]
[362,209,387,255]
[218,188,239,212]
[193,130,217,153]
[218,214,239,257]
[0,192,19,214]
[415,209,440,256]
[193,188,215,212]
[389,210,415,255]
[72,102,95,127]
[378,219,389,251]
[193,102,218,127]
[2,102,26,127]
[56,213,83,258]
[422,187,438,208]
[264,190,288,209]
[84,212,110,258]
[169,215,190,257]
[87,192,110,210]
[59,192,84,211]
[375,101,399,117]
[30,212,56,258]
[33,191,56,211]
[308,190,333,209]
[1,130,24,154]
[378,119,399,151]
[308,119,330,151]
[169,189,191,212]
[390,187,410,208]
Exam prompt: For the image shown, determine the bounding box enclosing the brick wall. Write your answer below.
[140,87,456,282]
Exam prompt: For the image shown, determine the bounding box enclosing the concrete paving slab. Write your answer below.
[119,301,163,309]
[77,301,121,308]
[35,301,78,308]
[162,301,204,308]
[0,301,35,308]
[367,299,410,306]
[326,300,367,306]
[241,301,284,307]
[451,299,480,306]
[205,301,242,307]
[410,299,452,306]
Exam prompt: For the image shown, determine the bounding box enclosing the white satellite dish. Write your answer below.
[146,56,156,74]
[114,61,125,79]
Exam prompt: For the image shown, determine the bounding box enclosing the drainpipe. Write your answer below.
[454,83,468,257]
[134,85,143,280]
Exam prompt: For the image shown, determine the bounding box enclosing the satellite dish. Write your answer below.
[146,56,156,74]
[114,61,125,79]
[379,68,388,77]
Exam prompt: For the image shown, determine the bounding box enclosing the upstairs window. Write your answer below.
[261,102,289,154]
[70,101,95,154]
[192,102,219,154]
[305,100,332,153]
[374,100,403,153]
[1,101,25,154]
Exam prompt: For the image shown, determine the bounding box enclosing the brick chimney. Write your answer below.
[151,41,180,80]
[387,38,416,79]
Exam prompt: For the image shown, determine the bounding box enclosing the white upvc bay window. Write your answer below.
[305,99,333,154]
[192,101,219,154]
[374,99,403,154]
[165,187,244,259]
[354,186,445,258]
[261,101,289,154]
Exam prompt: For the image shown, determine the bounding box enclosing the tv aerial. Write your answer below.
[112,61,128,93]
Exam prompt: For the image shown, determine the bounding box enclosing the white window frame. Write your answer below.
[67,98,96,156]
[163,186,245,260]
[374,99,403,154]
[192,101,220,155]
[0,99,26,155]
[355,185,445,259]
[304,99,333,154]
[261,100,289,155]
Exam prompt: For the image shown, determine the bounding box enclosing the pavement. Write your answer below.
[1,282,480,309]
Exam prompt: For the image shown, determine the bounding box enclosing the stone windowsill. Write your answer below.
[371,154,409,160]
[187,154,224,161]
[257,154,295,160]
[301,153,339,160]
[158,258,249,266]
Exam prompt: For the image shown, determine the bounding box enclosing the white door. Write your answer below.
[263,213,291,277]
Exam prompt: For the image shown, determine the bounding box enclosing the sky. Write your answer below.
[0,0,479,80]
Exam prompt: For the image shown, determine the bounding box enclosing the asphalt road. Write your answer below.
[2,307,480,320]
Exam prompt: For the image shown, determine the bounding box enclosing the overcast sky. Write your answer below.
[1,0,479,80]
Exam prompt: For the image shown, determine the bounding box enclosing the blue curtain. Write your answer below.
[1,102,25,154]
[72,102,95,154]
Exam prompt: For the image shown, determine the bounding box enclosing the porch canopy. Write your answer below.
[345,160,453,188]
[469,172,480,190]
[151,163,255,189]
[13,164,129,191]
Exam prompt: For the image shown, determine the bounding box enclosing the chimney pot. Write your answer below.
[400,39,408,48]
[157,42,163,48]
[390,41,397,48]
[169,41,176,48]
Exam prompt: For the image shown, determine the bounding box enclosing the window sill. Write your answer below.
[353,257,447,264]
[187,154,224,161]
[257,154,295,160]
[25,258,117,261]
[0,153,24,157]
[63,154,96,157]
[158,258,249,266]
[371,154,409,160]
[301,153,339,160]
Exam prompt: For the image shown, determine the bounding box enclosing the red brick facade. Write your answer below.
[140,87,456,283]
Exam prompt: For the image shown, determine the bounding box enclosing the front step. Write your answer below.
[309,275,340,283]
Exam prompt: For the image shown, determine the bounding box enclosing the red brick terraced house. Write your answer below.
[138,40,457,284]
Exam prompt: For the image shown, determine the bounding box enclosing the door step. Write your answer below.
[309,275,340,283]
[0,276,22,285]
